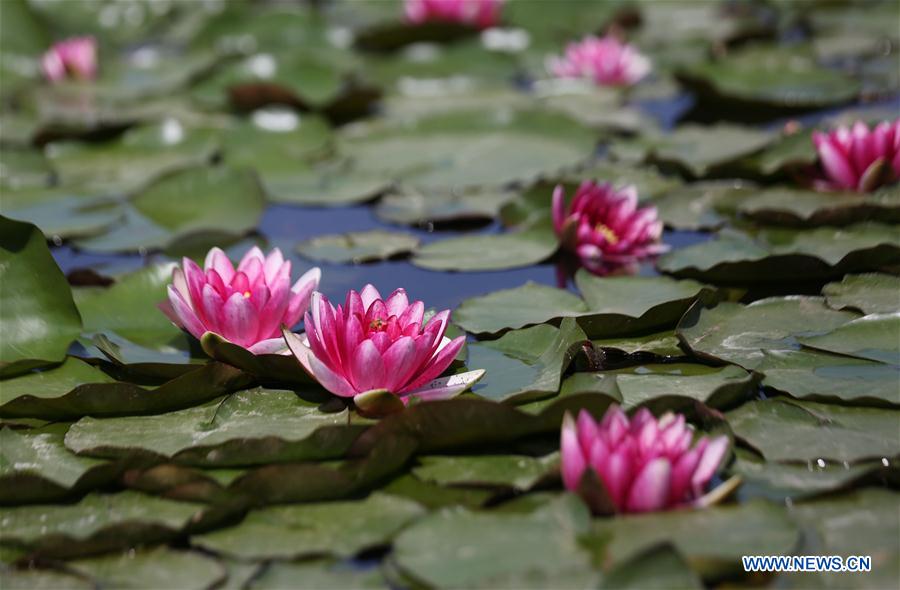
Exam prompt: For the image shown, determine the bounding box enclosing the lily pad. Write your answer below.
[411,219,557,271]
[73,166,265,254]
[393,495,596,589]
[594,500,798,578]
[64,388,364,467]
[649,181,751,231]
[560,363,757,410]
[757,349,900,406]
[726,398,900,463]
[455,272,716,336]
[677,44,861,110]
[797,313,900,365]
[0,362,250,421]
[592,330,685,357]
[0,423,121,505]
[0,217,82,378]
[256,155,390,206]
[0,149,54,190]
[658,224,900,283]
[45,120,220,194]
[467,319,586,403]
[297,230,420,264]
[677,296,857,370]
[738,187,900,227]
[0,568,93,590]
[193,493,424,560]
[822,273,900,315]
[413,453,558,491]
[611,124,772,178]
[0,187,122,240]
[375,185,516,226]
[0,357,114,408]
[740,130,817,177]
[340,107,596,191]
[249,560,385,590]
[787,489,899,589]
[0,491,205,558]
[68,547,225,590]
[600,544,703,590]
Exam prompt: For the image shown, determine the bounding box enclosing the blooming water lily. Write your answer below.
[405,0,505,29]
[813,119,900,192]
[548,33,650,87]
[42,36,98,83]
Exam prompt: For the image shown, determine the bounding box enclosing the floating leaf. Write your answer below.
[797,313,900,365]
[73,166,266,254]
[0,187,122,240]
[592,330,684,357]
[68,547,225,590]
[64,388,364,467]
[193,493,424,560]
[1,357,114,410]
[297,230,420,264]
[738,186,900,227]
[411,219,558,271]
[249,559,385,590]
[726,398,900,463]
[822,273,900,315]
[375,186,516,226]
[453,282,587,334]
[413,453,558,491]
[0,491,205,558]
[0,362,249,421]
[393,495,596,589]
[659,224,900,282]
[0,217,82,378]
[678,296,857,370]
[600,544,703,590]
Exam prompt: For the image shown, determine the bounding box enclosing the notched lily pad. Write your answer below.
[738,186,900,227]
[797,313,900,365]
[822,273,900,315]
[297,230,420,264]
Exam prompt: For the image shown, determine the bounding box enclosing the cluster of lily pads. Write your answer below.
[1,0,899,588]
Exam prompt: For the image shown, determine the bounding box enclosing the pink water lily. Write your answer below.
[41,36,98,83]
[159,247,320,354]
[548,33,650,87]
[562,406,729,514]
[552,181,668,275]
[813,119,900,192]
[405,0,504,29]
[285,285,483,405]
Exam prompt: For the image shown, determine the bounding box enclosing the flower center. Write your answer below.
[243,291,251,298]
[595,222,619,245]
[369,318,387,331]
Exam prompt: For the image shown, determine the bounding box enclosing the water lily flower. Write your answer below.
[284,285,483,407]
[813,119,900,192]
[41,37,98,83]
[548,33,650,87]
[552,181,668,275]
[561,406,729,514]
[159,247,321,354]
[405,0,504,29]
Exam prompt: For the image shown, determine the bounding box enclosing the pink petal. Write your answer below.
[163,286,205,339]
[360,284,382,311]
[308,353,357,397]
[818,137,858,189]
[576,410,600,455]
[626,457,672,513]
[350,339,387,392]
[381,336,419,391]
[401,369,485,403]
[690,436,729,496]
[263,247,286,284]
[221,291,259,347]
[385,288,410,317]
[561,413,587,491]
[400,335,465,392]
[204,247,235,283]
[552,185,567,235]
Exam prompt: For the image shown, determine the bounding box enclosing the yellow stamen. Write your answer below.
[243,291,251,298]
[595,222,619,245]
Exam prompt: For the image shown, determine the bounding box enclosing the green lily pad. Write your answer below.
[560,363,757,410]
[677,44,861,110]
[594,500,798,578]
[0,362,250,421]
[257,155,390,206]
[0,149,54,190]
[0,187,122,240]
[73,166,265,254]
[592,330,684,357]
[45,120,220,194]
[740,130,818,177]
[659,224,900,283]
[611,124,773,178]
[340,107,596,191]
[757,349,900,406]
[0,357,114,408]
[0,568,93,590]
[467,319,586,403]
[678,296,857,370]
[297,230,420,264]
[0,217,82,378]
[0,491,205,558]
[375,185,516,226]
[393,495,596,588]
[649,181,751,231]
[249,560,385,590]
[413,453,558,491]
[383,473,494,510]
[193,493,424,560]
[797,313,900,365]
[411,218,558,271]
[738,187,900,227]
[455,272,716,336]
[600,544,703,590]
[200,333,313,385]
[822,273,900,315]
[787,489,899,589]
[726,398,900,463]
[64,388,364,467]
[0,423,121,505]
[730,450,894,501]
[68,547,225,590]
